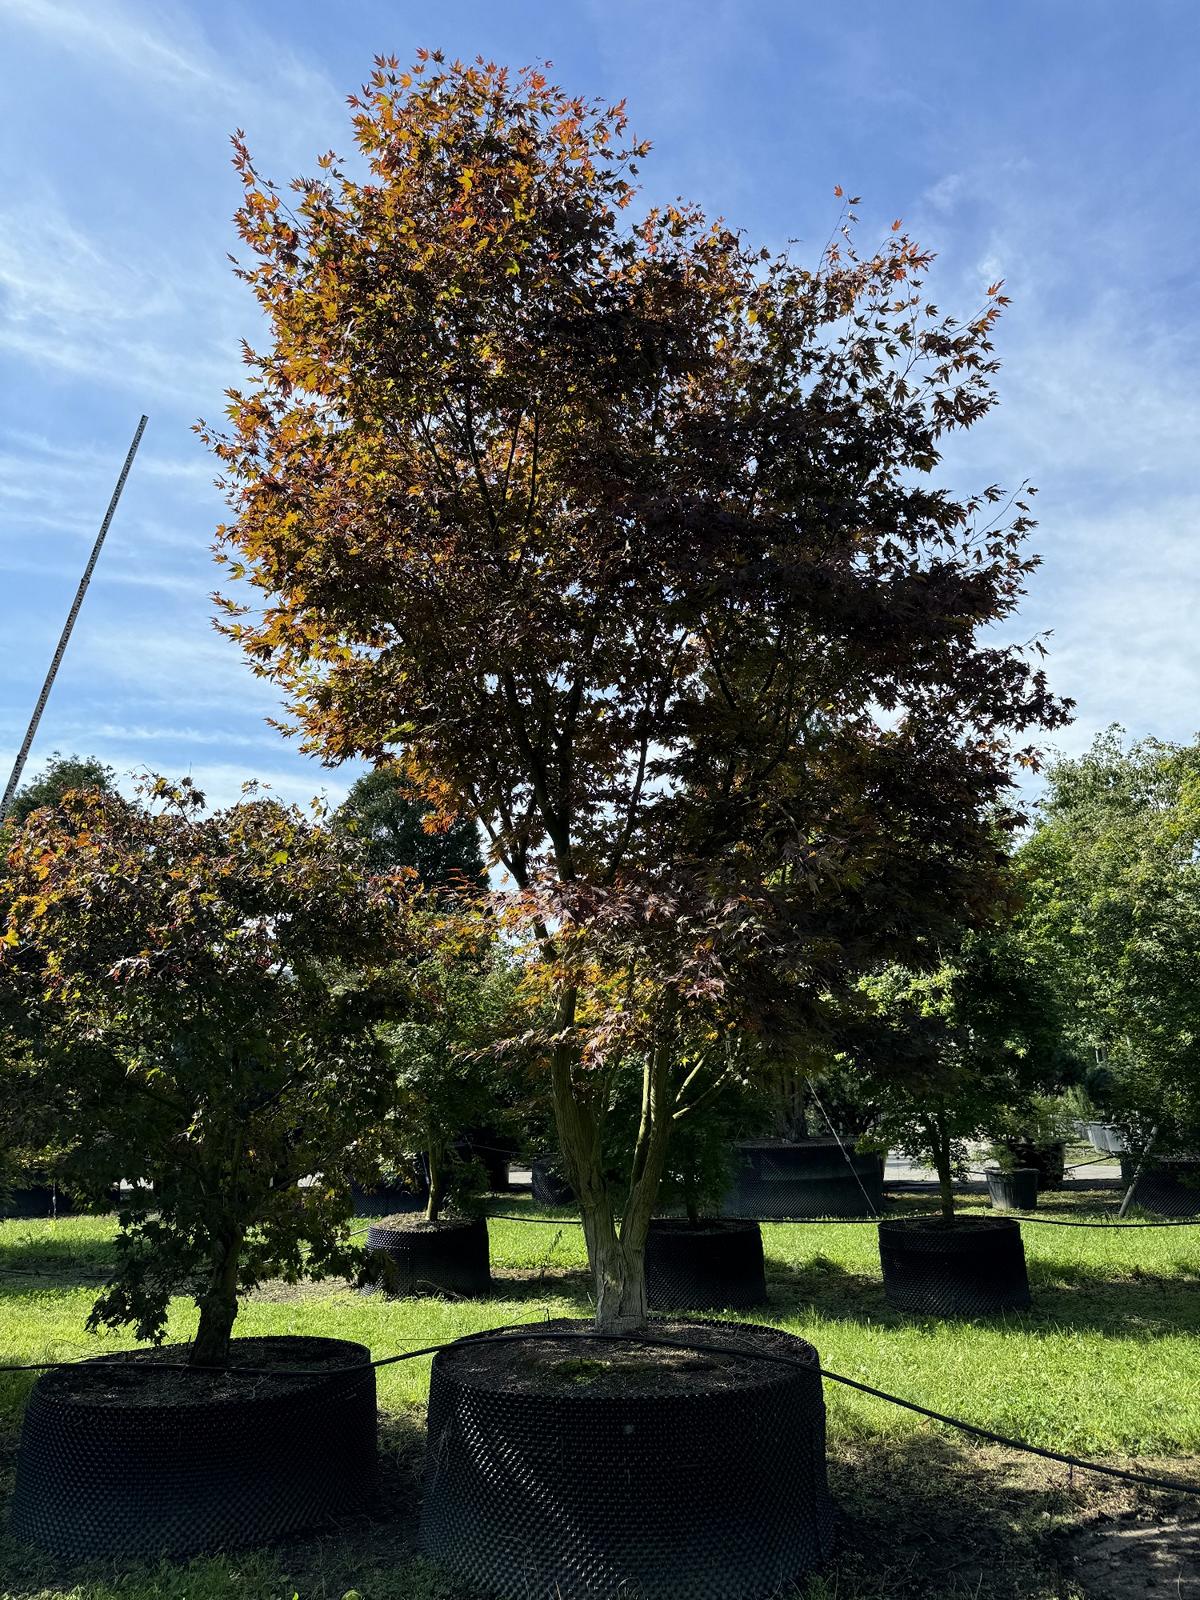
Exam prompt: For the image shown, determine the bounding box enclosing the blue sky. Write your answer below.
[2,0,1198,809]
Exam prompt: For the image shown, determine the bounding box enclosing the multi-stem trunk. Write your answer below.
[191,1224,244,1367]
[551,990,676,1332]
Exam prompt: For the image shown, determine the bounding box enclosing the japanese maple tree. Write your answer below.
[0,778,412,1364]
[205,55,1067,1328]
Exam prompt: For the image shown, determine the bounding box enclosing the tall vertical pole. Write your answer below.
[1,415,148,821]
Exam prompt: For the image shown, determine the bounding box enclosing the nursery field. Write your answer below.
[1,1189,1198,1600]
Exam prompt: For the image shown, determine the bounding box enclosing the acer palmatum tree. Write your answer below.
[1,779,413,1365]
[204,55,1068,1330]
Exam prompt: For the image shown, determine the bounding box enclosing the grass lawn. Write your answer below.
[1,1190,1198,1599]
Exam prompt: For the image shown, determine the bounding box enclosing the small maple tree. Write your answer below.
[204,55,1068,1328]
[0,778,412,1365]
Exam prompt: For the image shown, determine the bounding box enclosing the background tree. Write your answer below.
[0,778,412,1365]
[205,56,1067,1328]
[1,754,118,1200]
[378,901,524,1221]
[336,763,486,889]
[2,752,115,834]
[855,924,1073,1220]
[1018,728,1200,1152]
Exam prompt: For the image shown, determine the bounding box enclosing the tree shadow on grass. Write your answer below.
[806,1430,1186,1600]
[765,1245,1200,1339]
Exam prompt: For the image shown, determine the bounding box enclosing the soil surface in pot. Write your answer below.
[438,1316,813,1399]
[372,1213,481,1232]
[885,1214,1016,1232]
[32,1336,364,1409]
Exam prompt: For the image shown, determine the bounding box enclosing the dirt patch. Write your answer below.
[1061,1510,1200,1597]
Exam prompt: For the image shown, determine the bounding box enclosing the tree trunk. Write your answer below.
[190,1228,243,1367]
[929,1119,956,1223]
[550,991,676,1332]
[425,1139,448,1223]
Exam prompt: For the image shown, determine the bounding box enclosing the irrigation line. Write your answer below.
[482,1208,1200,1229]
[1,1327,1196,1498]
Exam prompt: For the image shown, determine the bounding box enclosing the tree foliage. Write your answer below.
[2,751,115,831]
[204,55,1068,1326]
[855,921,1073,1219]
[1019,728,1200,1151]
[0,777,413,1363]
[379,901,526,1220]
[336,763,485,888]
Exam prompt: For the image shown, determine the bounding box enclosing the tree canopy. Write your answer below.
[0,777,413,1364]
[1018,728,1200,1151]
[3,751,115,829]
[205,54,1068,1327]
[335,763,486,887]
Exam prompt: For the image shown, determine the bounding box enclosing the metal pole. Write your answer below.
[1,415,147,821]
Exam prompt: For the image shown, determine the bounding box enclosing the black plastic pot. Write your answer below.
[0,1185,73,1220]
[878,1215,1031,1316]
[8,1336,376,1560]
[985,1167,1039,1212]
[456,1128,518,1191]
[1130,1158,1200,1218]
[531,1157,575,1207]
[365,1214,491,1297]
[351,1171,428,1218]
[419,1318,832,1599]
[645,1218,767,1311]
[723,1138,884,1219]
[1002,1140,1066,1190]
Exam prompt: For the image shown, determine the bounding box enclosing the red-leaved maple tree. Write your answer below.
[204,54,1069,1329]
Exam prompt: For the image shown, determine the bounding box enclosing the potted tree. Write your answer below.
[725,1049,887,1219]
[208,53,1065,1598]
[362,903,523,1298]
[986,1095,1076,1197]
[861,928,1064,1316]
[1,779,413,1560]
[643,1063,767,1311]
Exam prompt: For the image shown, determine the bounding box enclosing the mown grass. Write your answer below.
[1,1189,1198,1599]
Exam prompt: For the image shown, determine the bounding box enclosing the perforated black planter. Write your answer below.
[419,1318,833,1599]
[645,1218,767,1311]
[1131,1158,1200,1218]
[457,1128,518,1191]
[1003,1140,1066,1190]
[1,1185,72,1220]
[985,1167,1039,1212]
[365,1214,491,1297]
[878,1216,1031,1316]
[351,1172,428,1218]
[531,1157,575,1207]
[723,1139,884,1219]
[8,1336,376,1560]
